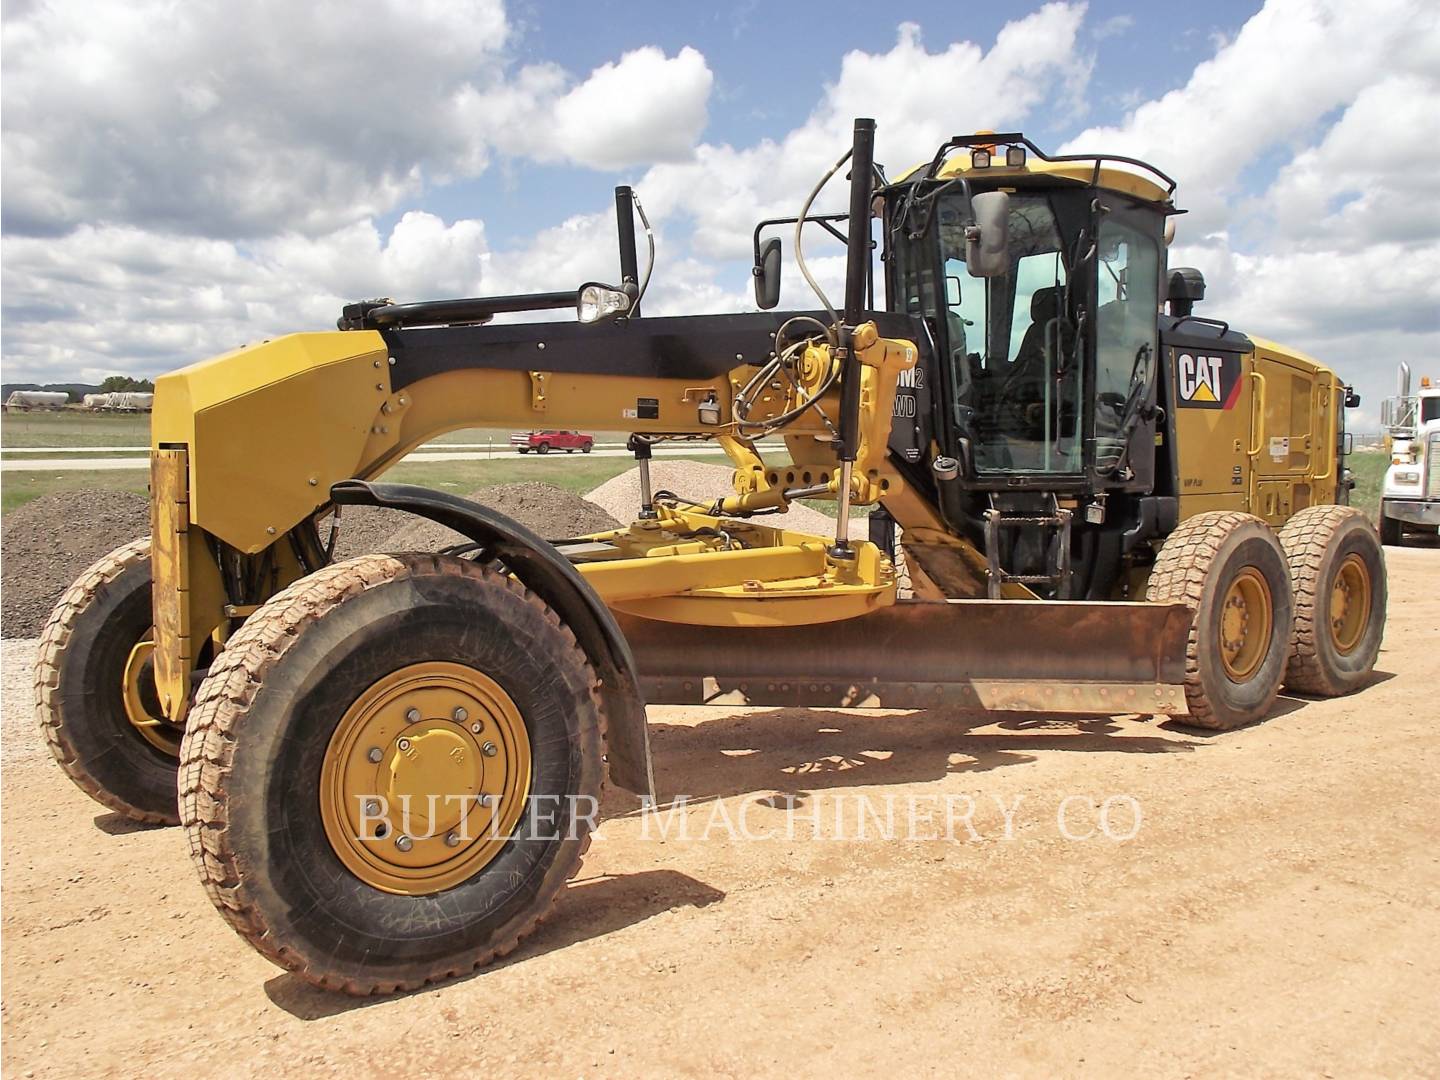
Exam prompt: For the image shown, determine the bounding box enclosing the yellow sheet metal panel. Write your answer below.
[153,332,392,553]
[895,156,1171,204]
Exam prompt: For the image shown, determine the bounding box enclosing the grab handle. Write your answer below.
[1313,383,1333,481]
[1247,370,1267,456]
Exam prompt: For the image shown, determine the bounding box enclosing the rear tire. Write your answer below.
[35,538,181,824]
[517,447,530,455]
[1279,505,1386,696]
[179,553,604,994]
[1147,512,1293,731]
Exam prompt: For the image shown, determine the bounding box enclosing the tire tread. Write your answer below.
[177,553,605,995]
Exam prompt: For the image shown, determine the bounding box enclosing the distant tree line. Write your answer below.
[99,375,155,393]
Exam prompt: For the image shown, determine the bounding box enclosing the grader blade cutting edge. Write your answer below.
[620,599,1193,714]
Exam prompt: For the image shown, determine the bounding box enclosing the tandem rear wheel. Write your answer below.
[178,553,604,995]
[1278,505,1386,697]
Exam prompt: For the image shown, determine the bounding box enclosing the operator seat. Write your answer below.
[1000,286,1071,441]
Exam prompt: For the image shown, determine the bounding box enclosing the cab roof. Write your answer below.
[892,133,1176,206]
[895,155,1173,205]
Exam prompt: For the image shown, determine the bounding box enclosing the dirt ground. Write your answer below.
[2,545,1437,1077]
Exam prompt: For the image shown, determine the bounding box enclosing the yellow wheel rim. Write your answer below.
[320,662,532,896]
[1219,568,1273,682]
[1329,553,1371,655]
[122,636,182,757]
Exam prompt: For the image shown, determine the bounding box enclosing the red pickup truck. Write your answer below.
[509,430,594,455]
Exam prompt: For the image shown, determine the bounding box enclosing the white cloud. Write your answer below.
[3,0,1437,426]
[639,6,1092,260]
[0,214,492,384]
[1062,0,1439,237]
[1061,0,1440,415]
[0,0,712,239]
[552,47,713,171]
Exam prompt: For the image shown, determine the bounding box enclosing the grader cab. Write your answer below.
[37,119,1385,994]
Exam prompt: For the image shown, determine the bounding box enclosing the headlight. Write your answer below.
[577,282,632,324]
[1394,470,1421,484]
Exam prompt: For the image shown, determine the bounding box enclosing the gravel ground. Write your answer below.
[587,461,838,536]
[3,547,1438,1077]
[1,490,150,638]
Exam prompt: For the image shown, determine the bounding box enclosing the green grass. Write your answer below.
[1346,449,1387,522]
[1,411,151,447]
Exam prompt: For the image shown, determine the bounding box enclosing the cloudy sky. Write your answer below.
[2,0,1437,427]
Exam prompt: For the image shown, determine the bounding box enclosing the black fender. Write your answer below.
[331,480,654,799]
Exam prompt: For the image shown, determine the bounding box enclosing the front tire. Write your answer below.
[179,554,604,994]
[35,538,182,824]
[1279,505,1386,696]
[536,442,550,455]
[581,444,592,454]
[1379,510,1402,546]
[1147,512,1293,731]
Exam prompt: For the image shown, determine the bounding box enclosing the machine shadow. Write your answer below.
[263,868,725,1020]
[92,812,172,835]
[630,706,1200,811]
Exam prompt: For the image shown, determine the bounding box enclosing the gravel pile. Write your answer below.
[1,491,150,638]
[331,482,620,556]
[586,461,837,536]
[381,483,619,550]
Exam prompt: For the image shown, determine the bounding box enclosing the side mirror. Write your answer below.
[1344,387,1361,408]
[753,236,782,310]
[965,191,1010,278]
[945,275,962,307]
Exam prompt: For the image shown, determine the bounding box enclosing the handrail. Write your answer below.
[1313,383,1333,481]
[1247,370,1268,456]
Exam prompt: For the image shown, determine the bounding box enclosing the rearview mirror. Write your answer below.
[754,237,782,309]
[965,191,1010,278]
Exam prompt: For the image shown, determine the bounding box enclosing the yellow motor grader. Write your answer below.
[37,119,1385,994]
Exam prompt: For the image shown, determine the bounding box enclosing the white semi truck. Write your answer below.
[1380,362,1440,544]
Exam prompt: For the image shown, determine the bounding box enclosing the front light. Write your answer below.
[1394,469,1421,484]
[577,282,632,323]
[970,148,991,169]
[1005,145,1026,167]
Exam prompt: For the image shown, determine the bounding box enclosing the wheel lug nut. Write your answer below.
[364,799,381,816]
[367,747,382,763]
[482,741,497,757]
[453,707,468,723]
[405,708,421,723]
[444,831,461,847]
[480,794,495,808]
[395,835,413,852]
